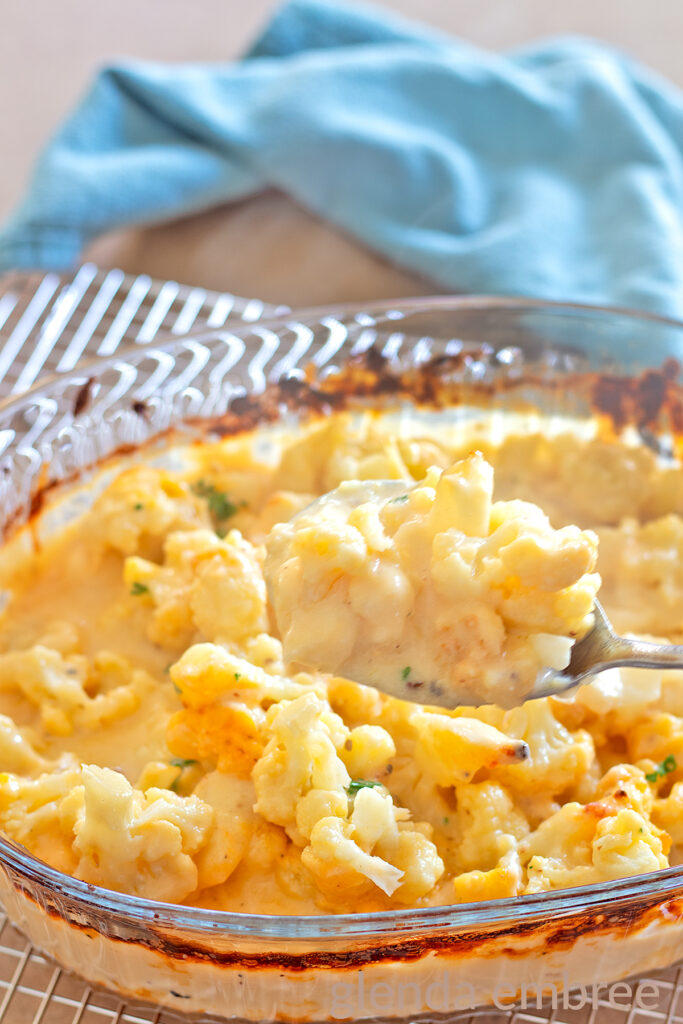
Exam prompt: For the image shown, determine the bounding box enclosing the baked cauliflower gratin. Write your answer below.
[0,412,681,914]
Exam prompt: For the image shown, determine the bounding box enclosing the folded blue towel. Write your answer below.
[3,0,683,317]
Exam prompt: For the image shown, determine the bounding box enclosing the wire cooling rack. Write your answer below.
[1,265,683,1024]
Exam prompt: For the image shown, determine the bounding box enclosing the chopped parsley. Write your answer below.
[401,666,411,681]
[130,581,149,596]
[389,494,410,504]
[234,672,241,681]
[172,681,182,695]
[443,816,449,825]
[347,779,382,794]
[133,502,144,511]
[645,755,677,783]
[169,758,198,791]
[192,479,239,526]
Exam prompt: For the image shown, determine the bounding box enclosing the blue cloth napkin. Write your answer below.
[3,0,683,318]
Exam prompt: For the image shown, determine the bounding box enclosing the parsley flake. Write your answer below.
[130,581,149,596]
[646,755,677,783]
[192,480,239,524]
[348,779,382,794]
[401,666,411,681]
[133,502,144,511]
[390,494,409,504]
[170,758,198,769]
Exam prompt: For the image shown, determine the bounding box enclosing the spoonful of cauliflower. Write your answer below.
[265,452,605,708]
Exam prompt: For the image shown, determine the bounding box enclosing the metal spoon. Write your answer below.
[532,599,683,700]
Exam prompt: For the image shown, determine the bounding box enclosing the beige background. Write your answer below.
[4,0,683,305]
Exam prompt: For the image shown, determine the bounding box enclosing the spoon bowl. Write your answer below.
[275,480,683,708]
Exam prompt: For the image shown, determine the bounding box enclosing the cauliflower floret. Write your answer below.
[253,693,350,842]
[653,782,683,844]
[72,765,213,902]
[522,764,669,893]
[525,808,668,893]
[626,712,683,781]
[0,646,93,736]
[453,837,523,903]
[521,803,596,873]
[0,646,149,737]
[295,789,349,840]
[386,827,445,902]
[302,809,401,897]
[303,787,443,902]
[598,515,683,634]
[0,768,82,872]
[480,500,599,633]
[124,528,268,649]
[90,466,208,557]
[495,699,595,800]
[489,433,672,528]
[170,643,319,710]
[340,724,395,779]
[273,415,411,496]
[592,809,668,877]
[414,711,529,787]
[0,715,48,775]
[240,633,285,674]
[452,782,529,872]
[167,703,264,775]
[397,436,452,479]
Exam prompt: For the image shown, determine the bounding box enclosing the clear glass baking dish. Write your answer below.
[1,296,683,1022]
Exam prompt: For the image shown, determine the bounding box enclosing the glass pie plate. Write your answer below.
[1,296,683,1023]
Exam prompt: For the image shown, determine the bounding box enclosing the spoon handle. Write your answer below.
[568,601,683,680]
[533,602,683,701]
[599,635,683,672]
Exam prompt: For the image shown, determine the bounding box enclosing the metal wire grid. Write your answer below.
[0,265,682,1022]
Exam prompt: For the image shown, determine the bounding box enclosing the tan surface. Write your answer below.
[85,192,434,306]
[5,0,683,305]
